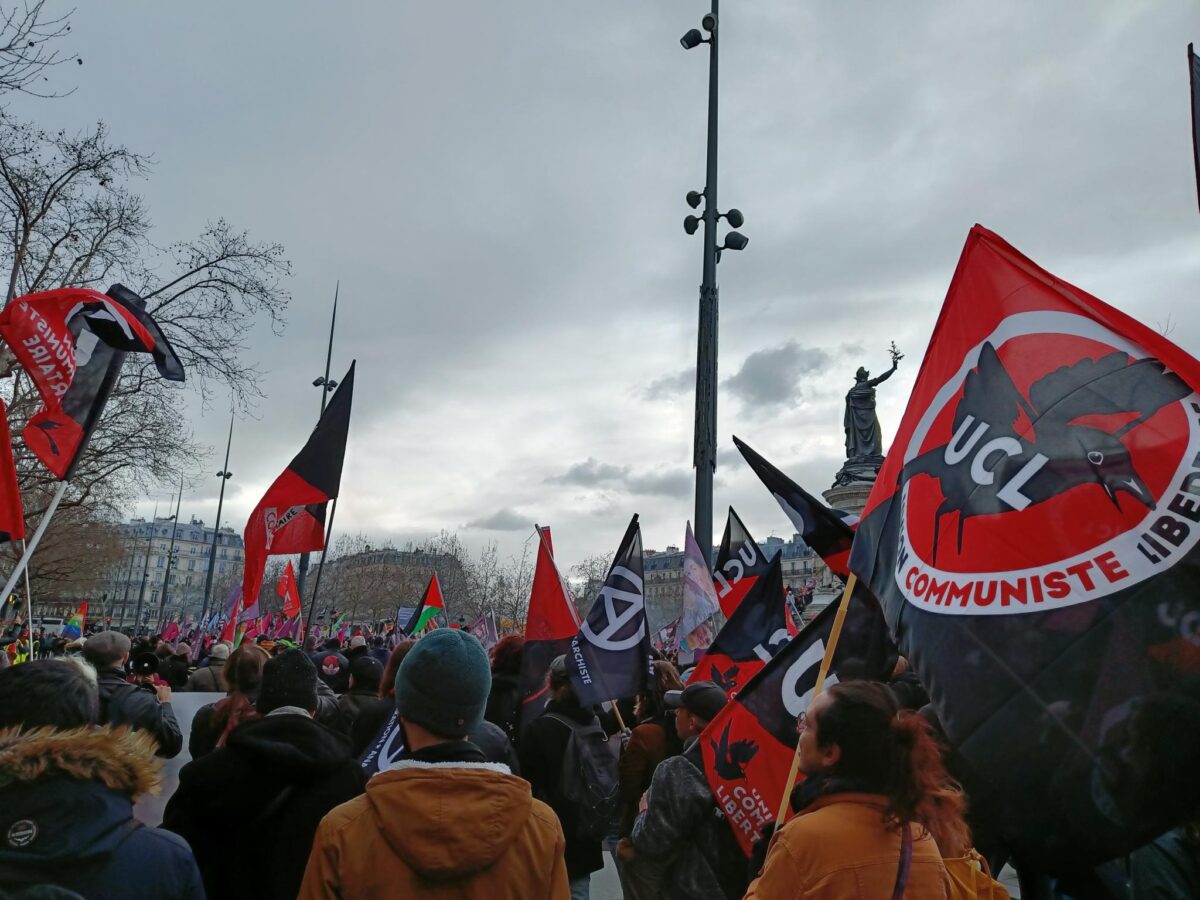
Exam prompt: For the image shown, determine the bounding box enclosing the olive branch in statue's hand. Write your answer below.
[889,341,904,367]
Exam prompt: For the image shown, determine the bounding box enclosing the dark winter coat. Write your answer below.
[158,655,191,690]
[630,738,748,900]
[94,668,182,758]
[0,726,204,900]
[185,659,227,693]
[518,697,605,879]
[618,716,679,836]
[333,687,380,737]
[483,672,521,747]
[162,711,365,900]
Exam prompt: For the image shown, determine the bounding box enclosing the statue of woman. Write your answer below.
[844,344,903,460]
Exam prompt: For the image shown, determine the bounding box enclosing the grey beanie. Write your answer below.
[395,630,491,738]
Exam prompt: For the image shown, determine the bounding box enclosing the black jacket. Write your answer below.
[484,672,521,747]
[519,698,605,879]
[94,669,182,758]
[350,698,521,774]
[0,726,203,900]
[162,712,365,900]
[333,687,380,736]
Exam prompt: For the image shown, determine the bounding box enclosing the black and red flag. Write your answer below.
[698,585,894,857]
[1190,43,1200,213]
[242,363,354,610]
[711,506,773,618]
[690,554,790,696]
[0,284,184,479]
[567,514,653,707]
[518,526,582,730]
[734,436,858,578]
[849,224,1200,867]
[0,399,24,543]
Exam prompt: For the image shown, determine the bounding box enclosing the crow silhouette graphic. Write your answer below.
[905,342,1191,562]
[710,663,740,695]
[31,419,63,457]
[710,721,758,781]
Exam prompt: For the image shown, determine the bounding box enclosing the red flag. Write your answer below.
[712,507,772,617]
[0,399,24,543]
[277,560,301,618]
[243,363,354,609]
[219,610,237,645]
[699,584,894,857]
[690,554,790,694]
[518,526,581,727]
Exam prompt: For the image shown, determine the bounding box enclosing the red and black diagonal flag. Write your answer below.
[734,436,858,577]
[519,526,582,729]
[1190,43,1200,214]
[242,362,354,610]
[566,514,653,707]
[0,399,24,544]
[690,553,790,695]
[849,225,1200,868]
[698,583,894,857]
[0,284,184,479]
[711,506,773,618]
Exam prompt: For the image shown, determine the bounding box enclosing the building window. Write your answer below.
[156,558,164,568]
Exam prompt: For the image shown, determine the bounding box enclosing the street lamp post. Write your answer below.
[681,1,748,556]
[131,503,160,635]
[199,413,235,632]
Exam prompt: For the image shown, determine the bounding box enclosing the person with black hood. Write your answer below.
[519,653,604,899]
[483,634,523,747]
[162,649,365,900]
[82,630,182,759]
[0,660,203,899]
[333,655,384,736]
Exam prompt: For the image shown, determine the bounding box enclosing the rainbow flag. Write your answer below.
[61,601,87,640]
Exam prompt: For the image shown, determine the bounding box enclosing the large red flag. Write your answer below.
[518,526,581,728]
[277,560,301,618]
[243,363,354,609]
[0,399,24,543]
[850,225,1200,867]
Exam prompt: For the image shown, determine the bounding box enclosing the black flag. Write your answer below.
[1191,44,1200,213]
[567,514,652,706]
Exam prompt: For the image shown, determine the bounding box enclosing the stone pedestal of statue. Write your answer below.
[822,480,874,518]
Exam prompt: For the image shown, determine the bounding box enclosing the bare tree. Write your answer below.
[0,2,80,98]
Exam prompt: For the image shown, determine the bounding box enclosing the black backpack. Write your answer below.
[546,713,622,841]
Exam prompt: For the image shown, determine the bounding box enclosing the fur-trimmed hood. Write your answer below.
[0,725,161,798]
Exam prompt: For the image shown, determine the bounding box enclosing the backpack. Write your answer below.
[547,713,622,841]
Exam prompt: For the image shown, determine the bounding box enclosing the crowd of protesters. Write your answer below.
[0,621,1196,899]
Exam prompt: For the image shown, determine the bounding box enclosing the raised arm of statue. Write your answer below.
[865,361,898,389]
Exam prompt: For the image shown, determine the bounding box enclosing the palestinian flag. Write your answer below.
[849,225,1200,866]
[60,601,87,640]
[406,573,445,636]
[519,526,582,728]
[712,507,772,617]
[699,584,894,857]
[242,363,354,609]
[690,554,789,694]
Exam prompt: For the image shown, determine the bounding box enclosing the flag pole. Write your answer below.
[0,480,68,609]
[303,496,338,641]
[297,282,338,603]
[772,572,857,829]
[19,540,32,639]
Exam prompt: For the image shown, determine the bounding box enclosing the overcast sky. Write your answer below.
[12,1,1199,576]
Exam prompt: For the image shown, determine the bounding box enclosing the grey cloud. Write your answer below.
[724,342,832,409]
[547,458,630,487]
[627,469,693,498]
[464,508,530,531]
[641,368,693,401]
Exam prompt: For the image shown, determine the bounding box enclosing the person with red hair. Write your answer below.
[485,634,524,746]
[744,680,999,899]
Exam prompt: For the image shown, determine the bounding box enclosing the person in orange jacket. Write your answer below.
[744,680,985,900]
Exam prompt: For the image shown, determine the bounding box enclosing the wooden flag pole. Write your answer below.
[772,572,858,829]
